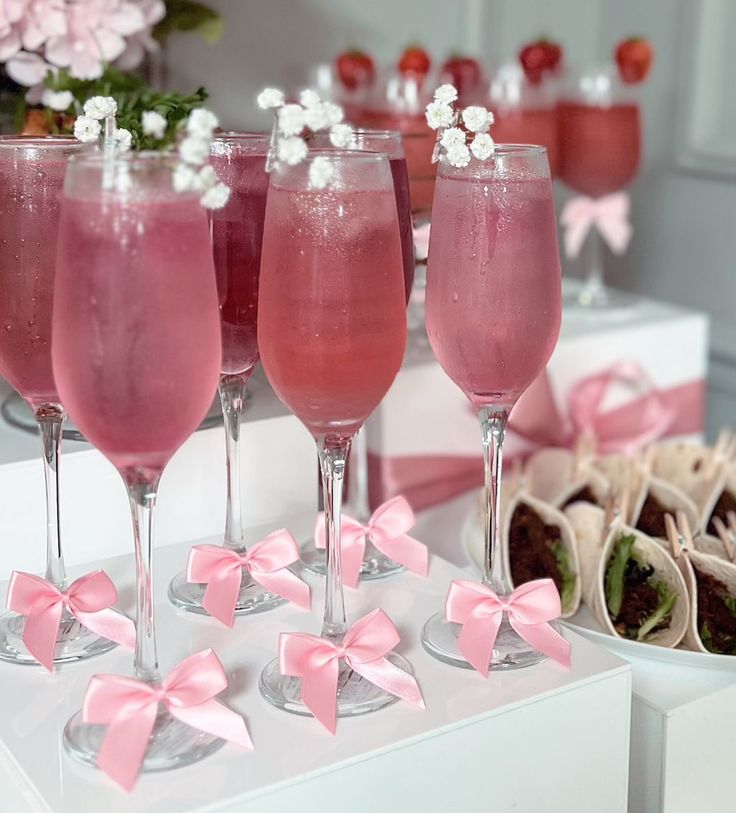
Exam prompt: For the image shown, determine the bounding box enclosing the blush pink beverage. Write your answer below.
[558,102,641,197]
[490,108,560,176]
[210,139,269,375]
[426,155,561,408]
[257,159,406,439]
[53,188,221,476]
[0,138,80,409]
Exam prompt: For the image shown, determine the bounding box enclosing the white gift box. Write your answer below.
[367,281,709,511]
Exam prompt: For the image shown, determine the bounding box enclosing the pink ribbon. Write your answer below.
[560,191,633,258]
[413,222,431,261]
[187,529,310,627]
[279,608,425,733]
[6,570,136,672]
[82,648,253,791]
[446,579,570,677]
[314,496,429,588]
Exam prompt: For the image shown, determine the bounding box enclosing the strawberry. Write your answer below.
[335,49,375,90]
[440,55,481,98]
[615,37,653,84]
[398,45,431,78]
[519,38,563,85]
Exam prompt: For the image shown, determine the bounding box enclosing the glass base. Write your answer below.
[564,281,634,315]
[63,706,225,775]
[421,610,548,671]
[259,651,412,719]
[0,609,119,666]
[299,540,405,582]
[167,569,286,616]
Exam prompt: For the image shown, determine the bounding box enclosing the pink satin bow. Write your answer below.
[187,529,310,627]
[279,608,425,733]
[83,648,253,791]
[413,222,431,261]
[6,570,135,672]
[445,579,570,677]
[560,191,633,259]
[510,361,675,456]
[315,496,429,589]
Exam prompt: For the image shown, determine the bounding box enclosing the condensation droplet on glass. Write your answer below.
[451,291,459,303]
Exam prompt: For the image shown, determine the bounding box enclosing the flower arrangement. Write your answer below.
[425,83,496,167]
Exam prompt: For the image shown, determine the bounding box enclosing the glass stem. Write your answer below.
[36,405,67,590]
[219,372,249,551]
[480,406,512,594]
[318,435,351,642]
[347,426,371,523]
[126,474,161,684]
[579,227,607,305]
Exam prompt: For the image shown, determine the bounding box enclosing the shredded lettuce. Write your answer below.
[605,534,636,617]
[553,542,576,612]
[637,582,677,641]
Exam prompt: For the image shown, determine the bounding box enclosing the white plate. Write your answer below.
[462,506,736,672]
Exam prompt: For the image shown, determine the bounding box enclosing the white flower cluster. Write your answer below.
[425,84,496,168]
[174,108,231,209]
[257,85,353,188]
[73,95,118,143]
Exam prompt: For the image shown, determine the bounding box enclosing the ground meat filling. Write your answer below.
[635,492,670,538]
[707,489,736,536]
[694,568,736,655]
[611,559,663,635]
[508,504,563,595]
[561,484,598,509]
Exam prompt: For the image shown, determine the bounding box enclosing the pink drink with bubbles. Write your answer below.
[426,150,561,408]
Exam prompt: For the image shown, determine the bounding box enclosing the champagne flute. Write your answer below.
[0,135,116,666]
[421,145,562,669]
[53,152,225,770]
[257,150,411,716]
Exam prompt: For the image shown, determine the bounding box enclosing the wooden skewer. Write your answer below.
[712,516,736,562]
[706,429,733,479]
[725,435,736,464]
[676,510,694,553]
[642,444,656,476]
[665,513,682,559]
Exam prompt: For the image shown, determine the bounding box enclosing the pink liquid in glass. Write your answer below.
[210,141,269,375]
[558,102,641,197]
[0,139,79,409]
[426,160,561,408]
[491,107,560,176]
[388,155,415,301]
[53,193,221,475]
[258,169,406,439]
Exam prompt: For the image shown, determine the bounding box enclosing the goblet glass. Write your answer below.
[421,145,562,670]
[168,132,286,616]
[53,152,225,770]
[0,135,116,666]
[257,150,411,716]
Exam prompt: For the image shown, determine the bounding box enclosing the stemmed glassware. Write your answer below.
[53,152,225,770]
[257,150,411,716]
[558,66,641,307]
[168,132,285,616]
[0,135,117,666]
[300,130,413,582]
[421,145,562,670]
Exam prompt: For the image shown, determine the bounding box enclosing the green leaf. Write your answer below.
[154,1,223,44]
[605,534,635,617]
[553,542,577,613]
[724,596,736,616]
[637,581,677,641]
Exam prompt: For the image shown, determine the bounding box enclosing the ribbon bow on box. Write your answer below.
[6,570,136,672]
[560,191,633,259]
[279,608,425,733]
[315,496,429,589]
[187,529,311,627]
[446,579,570,677]
[83,648,253,791]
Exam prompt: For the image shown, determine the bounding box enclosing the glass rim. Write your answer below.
[0,134,83,151]
[294,147,389,163]
[487,143,547,156]
[67,149,176,168]
[212,131,270,141]
[336,128,401,140]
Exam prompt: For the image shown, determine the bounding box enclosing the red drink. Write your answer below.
[258,153,406,438]
[426,149,561,407]
[558,102,641,197]
[53,168,221,476]
[388,154,415,301]
[210,135,269,375]
[491,107,560,176]
[0,137,86,409]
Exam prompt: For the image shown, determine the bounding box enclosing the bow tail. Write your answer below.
[301,659,340,734]
[23,602,63,672]
[563,220,590,259]
[598,218,632,256]
[457,610,502,678]
[171,699,253,750]
[350,656,425,709]
[201,568,243,628]
[97,704,158,792]
[372,534,429,577]
[250,568,311,610]
[510,619,571,668]
[75,608,136,650]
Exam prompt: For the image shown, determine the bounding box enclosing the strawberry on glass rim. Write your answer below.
[615,37,653,83]
[440,54,482,99]
[519,38,563,85]
[335,49,376,90]
[399,45,431,79]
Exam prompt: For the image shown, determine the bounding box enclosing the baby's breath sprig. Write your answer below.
[257,86,353,189]
[425,84,496,167]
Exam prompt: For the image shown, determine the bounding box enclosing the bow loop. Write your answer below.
[366,496,416,543]
[66,570,119,614]
[560,191,633,259]
[243,529,301,574]
[162,649,228,707]
[342,608,400,663]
